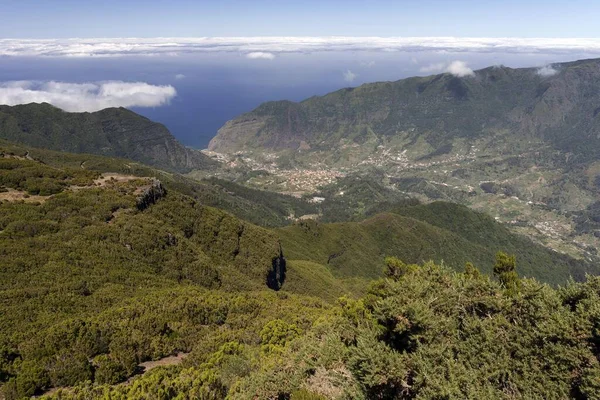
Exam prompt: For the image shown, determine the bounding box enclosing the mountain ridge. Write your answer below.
[208,57,600,161]
[2,113,600,398]
[0,103,216,173]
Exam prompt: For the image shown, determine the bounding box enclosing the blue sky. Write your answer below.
[1,0,599,38]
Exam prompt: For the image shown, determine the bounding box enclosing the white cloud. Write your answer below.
[537,65,559,77]
[360,60,376,67]
[246,52,275,60]
[1,37,600,57]
[446,61,475,77]
[0,81,176,112]
[419,60,474,77]
[419,62,446,74]
[343,70,357,82]
[175,74,186,80]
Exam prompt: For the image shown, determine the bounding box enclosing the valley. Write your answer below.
[203,59,600,263]
[201,140,600,263]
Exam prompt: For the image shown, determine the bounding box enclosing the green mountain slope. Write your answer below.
[276,204,595,285]
[208,58,600,261]
[2,141,600,398]
[209,58,600,162]
[0,146,317,397]
[0,139,317,228]
[0,103,216,173]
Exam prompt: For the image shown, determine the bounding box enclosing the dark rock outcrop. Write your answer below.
[136,179,166,211]
[267,243,286,291]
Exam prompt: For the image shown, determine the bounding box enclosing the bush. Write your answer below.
[260,319,301,350]
[93,355,127,385]
[48,350,93,387]
[493,251,521,294]
[4,360,50,400]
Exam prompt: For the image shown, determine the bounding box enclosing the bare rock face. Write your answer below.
[136,179,166,211]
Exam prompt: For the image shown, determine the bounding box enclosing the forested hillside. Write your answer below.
[210,58,600,162]
[277,206,596,285]
[14,259,600,399]
[2,140,600,399]
[0,142,301,398]
[0,103,215,173]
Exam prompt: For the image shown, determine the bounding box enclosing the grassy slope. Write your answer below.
[277,207,596,285]
[281,260,356,302]
[391,201,592,281]
[0,139,317,228]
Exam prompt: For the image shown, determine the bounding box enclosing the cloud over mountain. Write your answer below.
[2,37,600,57]
[0,81,177,112]
[537,65,559,77]
[419,60,474,77]
[446,61,474,77]
[343,70,357,82]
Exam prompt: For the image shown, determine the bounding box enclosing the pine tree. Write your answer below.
[493,252,521,295]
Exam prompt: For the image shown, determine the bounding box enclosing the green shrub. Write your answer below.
[93,355,127,385]
[493,251,521,294]
[260,319,301,350]
[48,350,93,387]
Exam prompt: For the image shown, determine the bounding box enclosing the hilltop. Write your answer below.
[0,103,216,173]
[276,201,594,285]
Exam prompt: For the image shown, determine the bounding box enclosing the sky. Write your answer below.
[1,1,600,148]
[1,0,600,38]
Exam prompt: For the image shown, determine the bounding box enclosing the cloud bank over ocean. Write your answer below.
[0,81,177,112]
[0,37,596,147]
[2,37,600,57]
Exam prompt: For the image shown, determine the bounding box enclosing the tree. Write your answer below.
[493,252,520,294]
[384,257,418,280]
[464,262,482,279]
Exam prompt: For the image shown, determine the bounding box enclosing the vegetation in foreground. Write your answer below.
[14,256,600,399]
